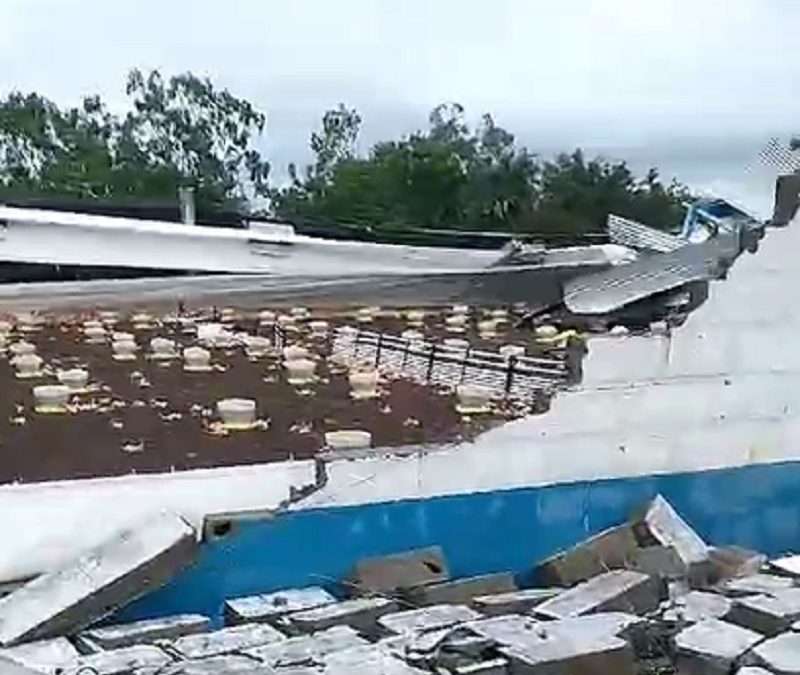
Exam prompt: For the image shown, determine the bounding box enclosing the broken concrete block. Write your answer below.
[471,588,561,617]
[632,495,709,567]
[727,589,800,636]
[662,591,733,625]
[736,668,774,675]
[708,546,765,583]
[378,604,481,636]
[499,628,635,675]
[345,546,449,596]
[0,512,198,646]
[81,613,211,649]
[534,570,659,619]
[283,596,398,636]
[0,636,80,674]
[719,573,796,598]
[0,658,44,675]
[172,623,285,659]
[76,644,173,675]
[323,645,429,674]
[224,586,336,626]
[534,524,640,586]
[244,625,368,667]
[674,619,762,675]
[746,632,800,673]
[403,572,516,606]
[771,554,800,577]
[631,545,688,581]
[161,654,273,674]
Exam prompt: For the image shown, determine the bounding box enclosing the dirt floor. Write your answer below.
[0,306,564,484]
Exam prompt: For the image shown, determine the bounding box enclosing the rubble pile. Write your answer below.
[4,495,800,673]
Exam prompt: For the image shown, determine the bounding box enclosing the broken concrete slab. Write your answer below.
[224,587,336,626]
[0,511,197,646]
[746,632,800,673]
[631,545,687,581]
[403,572,516,606]
[76,644,173,675]
[344,546,449,596]
[632,495,709,567]
[708,546,765,583]
[243,625,368,668]
[727,589,800,636]
[0,636,80,674]
[471,588,561,617]
[283,596,398,636]
[736,668,774,675]
[771,554,800,577]
[171,623,285,659]
[499,628,636,675]
[534,570,659,619]
[378,604,482,636]
[0,658,44,675]
[533,524,640,586]
[719,573,796,598]
[323,645,429,674]
[81,613,211,649]
[674,619,762,675]
[662,591,733,625]
[160,654,273,674]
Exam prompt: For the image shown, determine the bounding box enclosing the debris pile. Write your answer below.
[6,494,800,673]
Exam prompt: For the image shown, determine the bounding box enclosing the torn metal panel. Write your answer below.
[0,512,197,646]
[564,239,728,315]
[607,214,685,253]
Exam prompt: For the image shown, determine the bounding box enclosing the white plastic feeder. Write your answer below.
[57,368,89,391]
[84,324,107,344]
[98,311,118,327]
[309,320,329,338]
[112,339,137,361]
[405,309,425,327]
[33,385,70,414]
[535,324,559,339]
[183,346,212,372]
[489,308,509,322]
[401,329,425,342]
[219,307,238,323]
[499,344,526,359]
[216,398,257,430]
[324,429,372,451]
[451,304,470,316]
[13,353,44,379]
[245,336,271,358]
[283,345,311,361]
[477,320,499,338]
[149,337,178,360]
[445,314,468,333]
[455,384,492,414]
[284,358,317,385]
[9,341,36,357]
[258,310,277,326]
[349,369,380,400]
[112,331,135,343]
[131,313,155,330]
[356,307,374,324]
[443,338,470,350]
[16,314,43,333]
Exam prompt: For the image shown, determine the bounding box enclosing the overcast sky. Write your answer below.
[1,0,798,186]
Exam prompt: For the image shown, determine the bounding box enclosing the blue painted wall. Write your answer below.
[118,460,800,625]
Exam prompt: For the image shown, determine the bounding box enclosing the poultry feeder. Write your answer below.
[13,353,44,379]
[112,331,135,342]
[405,310,425,327]
[284,358,317,385]
[216,398,258,430]
[401,329,425,342]
[258,310,277,327]
[455,384,492,414]
[112,339,138,361]
[290,307,310,320]
[9,341,37,357]
[324,429,373,451]
[499,344,526,359]
[33,384,71,414]
[57,368,89,392]
[98,311,118,327]
[349,369,380,400]
[84,324,107,344]
[489,308,509,323]
[445,314,468,333]
[183,346,212,372]
[443,338,470,353]
[477,320,499,339]
[309,320,329,338]
[149,337,178,361]
[356,307,374,324]
[219,308,238,323]
[245,336,272,358]
[16,313,43,333]
[283,345,311,361]
[451,304,470,316]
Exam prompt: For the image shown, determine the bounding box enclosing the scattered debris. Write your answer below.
[345,546,450,597]
[224,587,337,626]
[80,613,211,649]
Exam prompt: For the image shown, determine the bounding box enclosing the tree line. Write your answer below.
[0,69,690,240]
